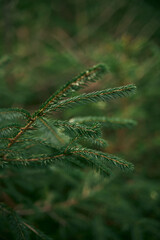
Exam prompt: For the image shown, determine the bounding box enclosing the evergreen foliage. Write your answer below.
[0,64,136,239]
[0,1,159,239]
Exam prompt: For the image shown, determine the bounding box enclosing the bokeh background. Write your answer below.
[0,0,160,239]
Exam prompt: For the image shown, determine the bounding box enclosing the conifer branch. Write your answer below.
[7,118,36,148]
[2,146,133,173]
[0,203,52,240]
[0,63,135,178]
[69,148,134,171]
[0,124,22,138]
[3,153,65,162]
[69,116,137,129]
[5,64,107,149]
[86,138,109,148]
[64,136,79,152]
[38,117,65,144]
[49,119,102,138]
[47,84,136,112]
[0,108,31,122]
[35,64,107,117]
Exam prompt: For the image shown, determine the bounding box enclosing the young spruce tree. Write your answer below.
[0,64,136,239]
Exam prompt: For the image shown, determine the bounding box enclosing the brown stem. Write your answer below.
[7,117,37,148]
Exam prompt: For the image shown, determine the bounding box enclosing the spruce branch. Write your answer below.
[0,108,31,122]
[0,63,136,177]
[69,116,137,129]
[2,146,134,173]
[5,64,107,148]
[0,203,52,240]
[46,84,136,112]
[84,137,109,148]
[64,135,108,152]
[46,119,102,138]
[0,124,22,138]
[7,118,36,148]
[69,147,134,172]
[35,64,107,117]
[38,117,65,144]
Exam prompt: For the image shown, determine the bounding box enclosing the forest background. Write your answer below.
[0,0,160,239]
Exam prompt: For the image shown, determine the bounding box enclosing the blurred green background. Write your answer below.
[0,0,160,239]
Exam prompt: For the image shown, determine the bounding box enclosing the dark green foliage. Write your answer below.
[0,64,136,239]
[66,147,134,172]
[0,203,30,240]
[0,109,31,123]
[1,167,159,240]
[1,0,159,239]
[0,203,52,240]
[70,116,137,129]
[48,85,136,112]
[0,64,136,172]
[34,64,107,117]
